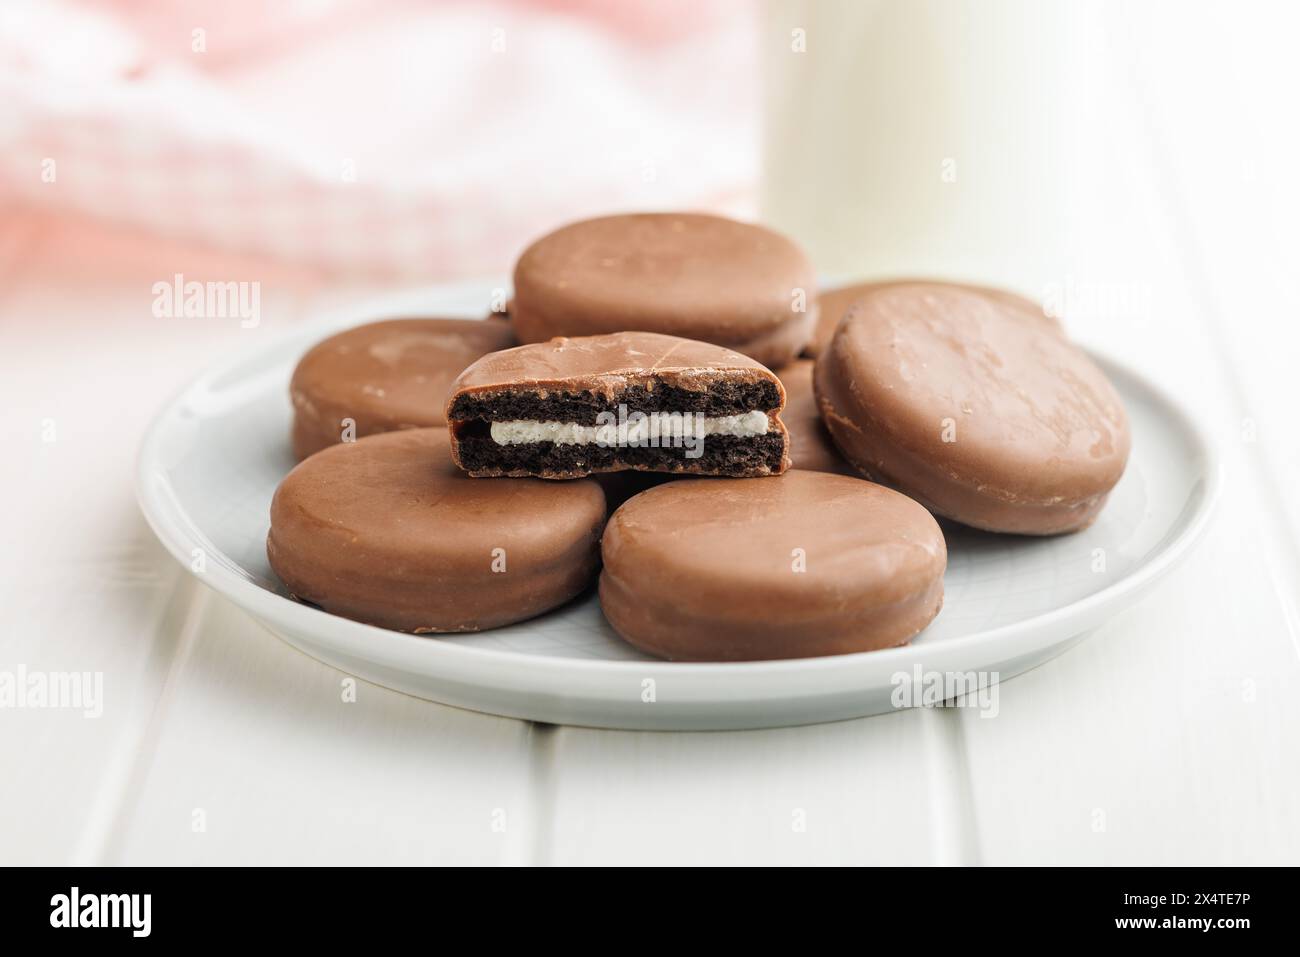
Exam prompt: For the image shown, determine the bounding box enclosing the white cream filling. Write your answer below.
[490,410,770,447]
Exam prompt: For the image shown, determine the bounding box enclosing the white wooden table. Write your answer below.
[3,4,1299,866]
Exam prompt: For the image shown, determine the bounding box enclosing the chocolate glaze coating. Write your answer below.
[512,213,818,368]
[815,283,1130,535]
[806,279,1060,358]
[449,330,784,404]
[600,472,946,661]
[290,318,516,460]
[446,332,791,478]
[267,428,605,633]
[775,360,855,475]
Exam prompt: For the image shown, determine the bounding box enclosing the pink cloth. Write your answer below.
[0,0,757,279]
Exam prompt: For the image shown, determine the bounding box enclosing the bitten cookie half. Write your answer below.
[446,331,791,479]
[511,213,818,368]
[600,471,947,661]
[267,428,605,633]
[815,282,1130,535]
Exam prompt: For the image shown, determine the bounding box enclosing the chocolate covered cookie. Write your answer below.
[815,283,1129,534]
[511,213,817,367]
[446,331,790,479]
[290,318,516,460]
[775,360,854,475]
[806,279,1057,358]
[267,428,605,633]
[600,472,947,661]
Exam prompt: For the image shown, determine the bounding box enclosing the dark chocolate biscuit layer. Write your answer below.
[448,380,781,425]
[454,430,787,479]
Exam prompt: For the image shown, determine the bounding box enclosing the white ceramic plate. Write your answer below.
[136,281,1220,730]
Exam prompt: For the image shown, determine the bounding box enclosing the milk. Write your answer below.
[760,0,1084,295]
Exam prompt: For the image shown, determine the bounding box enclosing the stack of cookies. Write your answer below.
[268,213,1130,661]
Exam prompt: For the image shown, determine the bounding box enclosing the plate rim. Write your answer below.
[135,287,1223,683]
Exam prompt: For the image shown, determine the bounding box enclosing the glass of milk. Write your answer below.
[760,0,1083,296]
